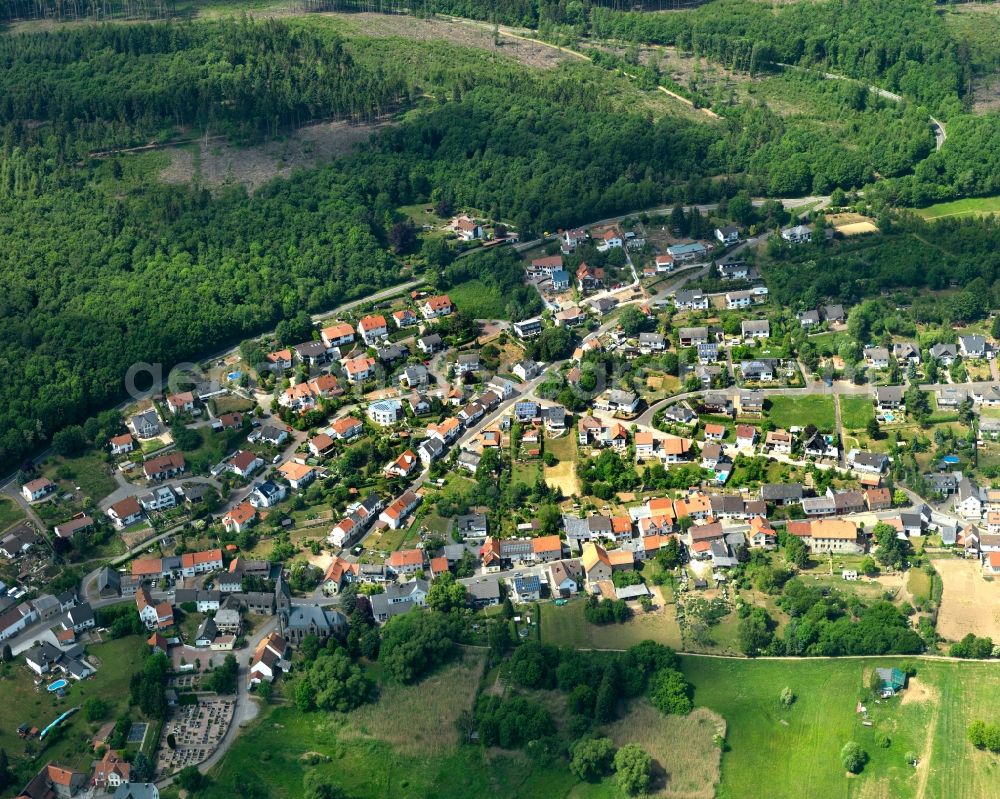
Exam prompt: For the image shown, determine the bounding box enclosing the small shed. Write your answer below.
[875,667,906,696]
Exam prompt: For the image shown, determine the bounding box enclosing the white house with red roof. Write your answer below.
[180,548,223,577]
[249,632,290,686]
[223,502,257,534]
[451,215,482,241]
[379,490,421,529]
[655,254,675,273]
[595,228,623,252]
[21,478,56,503]
[321,322,355,349]
[343,355,377,383]
[330,416,363,440]
[266,348,293,371]
[384,449,419,478]
[387,548,424,575]
[143,452,185,481]
[278,460,316,490]
[357,315,389,345]
[166,391,196,414]
[108,433,135,456]
[392,308,419,328]
[427,417,461,445]
[107,496,143,529]
[420,294,453,319]
[228,450,263,479]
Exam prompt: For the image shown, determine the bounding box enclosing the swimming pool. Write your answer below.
[227,371,242,381]
[46,679,67,692]
[884,412,895,422]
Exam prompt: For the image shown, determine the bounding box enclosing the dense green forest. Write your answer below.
[0,0,177,22]
[0,19,408,151]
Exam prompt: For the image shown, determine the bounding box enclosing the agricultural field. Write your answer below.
[766,395,835,432]
[683,656,1000,799]
[932,557,1000,643]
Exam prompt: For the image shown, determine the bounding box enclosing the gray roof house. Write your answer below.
[461,576,501,608]
[369,579,429,623]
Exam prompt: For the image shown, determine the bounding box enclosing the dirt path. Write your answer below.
[904,678,941,799]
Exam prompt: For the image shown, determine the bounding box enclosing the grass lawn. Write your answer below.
[209,394,255,415]
[911,195,1000,221]
[907,568,934,605]
[807,331,850,354]
[139,437,170,455]
[684,656,1000,799]
[448,279,511,320]
[0,636,148,778]
[512,460,542,486]
[539,595,683,650]
[840,395,875,431]
[0,496,26,533]
[766,395,835,432]
[978,440,1000,473]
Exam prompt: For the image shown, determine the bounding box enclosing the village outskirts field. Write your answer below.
[198,627,1000,799]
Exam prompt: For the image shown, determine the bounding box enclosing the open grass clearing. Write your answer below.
[320,12,573,70]
[343,649,485,756]
[906,569,933,605]
[684,655,1000,799]
[41,450,118,504]
[766,394,835,432]
[543,432,579,496]
[513,459,543,486]
[911,195,1000,221]
[203,661,580,799]
[159,117,392,192]
[841,395,876,431]
[209,394,256,415]
[603,702,723,799]
[448,278,515,320]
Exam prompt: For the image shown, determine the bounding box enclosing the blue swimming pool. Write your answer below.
[884,412,895,422]
[227,371,242,381]
[46,679,67,692]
